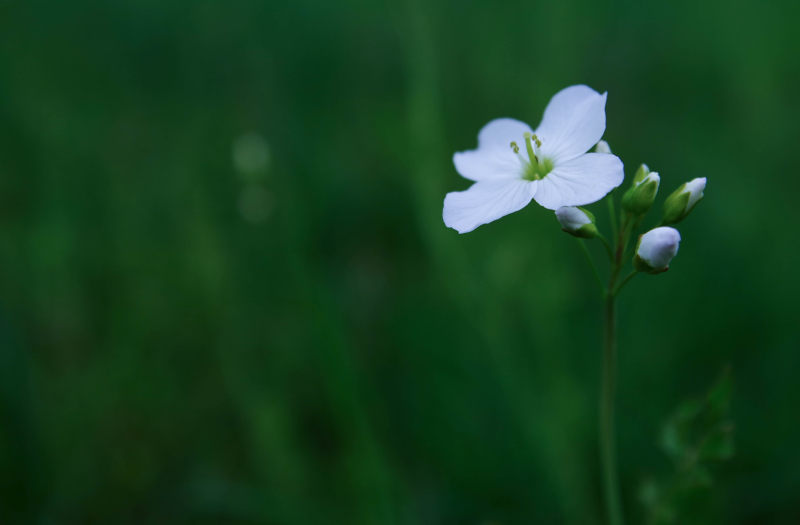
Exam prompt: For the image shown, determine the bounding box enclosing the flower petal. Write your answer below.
[453,118,533,181]
[532,153,623,210]
[443,179,537,233]
[535,85,607,163]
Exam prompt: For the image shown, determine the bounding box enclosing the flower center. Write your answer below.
[510,133,553,181]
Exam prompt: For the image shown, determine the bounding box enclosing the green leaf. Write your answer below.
[642,367,735,524]
[699,424,735,461]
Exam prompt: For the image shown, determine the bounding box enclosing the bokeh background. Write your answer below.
[1,0,799,523]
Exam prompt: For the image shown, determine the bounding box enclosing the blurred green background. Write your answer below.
[1,0,799,523]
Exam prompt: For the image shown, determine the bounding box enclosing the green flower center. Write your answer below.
[510,132,554,181]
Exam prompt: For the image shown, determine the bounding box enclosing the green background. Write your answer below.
[1,0,798,523]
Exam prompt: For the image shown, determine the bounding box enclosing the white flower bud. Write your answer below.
[594,140,612,154]
[683,177,706,209]
[662,177,707,225]
[555,206,598,238]
[633,226,681,274]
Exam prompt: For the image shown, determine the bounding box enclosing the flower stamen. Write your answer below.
[520,133,552,181]
[509,141,520,154]
[523,132,539,164]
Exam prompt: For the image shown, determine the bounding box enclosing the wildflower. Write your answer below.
[443,85,624,233]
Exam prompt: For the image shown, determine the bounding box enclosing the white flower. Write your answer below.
[662,177,707,225]
[634,226,681,273]
[443,85,624,233]
[555,206,598,238]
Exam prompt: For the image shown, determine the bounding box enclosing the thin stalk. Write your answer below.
[577,239,605,294]
[600,210,632,525]
[614,271,638,296]
[607,194,618,238]
[597,234,614,261]
[600,292,623,525]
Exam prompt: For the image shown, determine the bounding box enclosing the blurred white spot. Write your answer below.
[232,133,270,177]
[238,185,274,224]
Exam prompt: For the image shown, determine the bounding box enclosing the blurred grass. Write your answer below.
[1,0,799,523]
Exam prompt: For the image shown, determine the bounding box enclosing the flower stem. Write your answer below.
[577,239,605,293]
[600,210,630,525]
[597,234,614,261]
[607,193,618,238]
[614,271,638,296]
[601,291,623,525]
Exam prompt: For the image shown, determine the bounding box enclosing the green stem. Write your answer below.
[601,292,623,525]
[614,271,638,296]
[607,193,618,238]
[577,239,605,293]
[600,211,630,525]
[597,234,614,261]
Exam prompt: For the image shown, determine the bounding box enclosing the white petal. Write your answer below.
[533,153,624,210]
[535,85,607,163]
[453,118,533,181]
[443,179,537,233]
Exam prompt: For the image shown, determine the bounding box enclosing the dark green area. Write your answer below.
[1,0,799,523]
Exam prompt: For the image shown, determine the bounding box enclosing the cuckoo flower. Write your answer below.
[443,85,624,233]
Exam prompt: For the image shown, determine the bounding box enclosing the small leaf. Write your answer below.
[699,424,735,461]
[642,367,735,524]
[638,477,661,508]
[673,398,703,423]
[685,464,713,489]
[659,420,684,460]
[707,367,732,418]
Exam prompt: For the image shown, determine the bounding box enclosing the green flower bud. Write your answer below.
[622,172,660,216]
[555,206,598,239]
[662,177,707,225]
[632,163,650,185]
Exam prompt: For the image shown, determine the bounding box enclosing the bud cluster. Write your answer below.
[556,140,707,282]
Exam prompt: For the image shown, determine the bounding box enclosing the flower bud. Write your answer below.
[555,206,598,239]
[594,140,612,154]
[662,177,706,225]
[633,226,681,274]
[622,171,660,215]
[632,163,650,185]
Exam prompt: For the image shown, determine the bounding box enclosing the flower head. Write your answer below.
[633,226,681,273]
[443,85,624,233]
